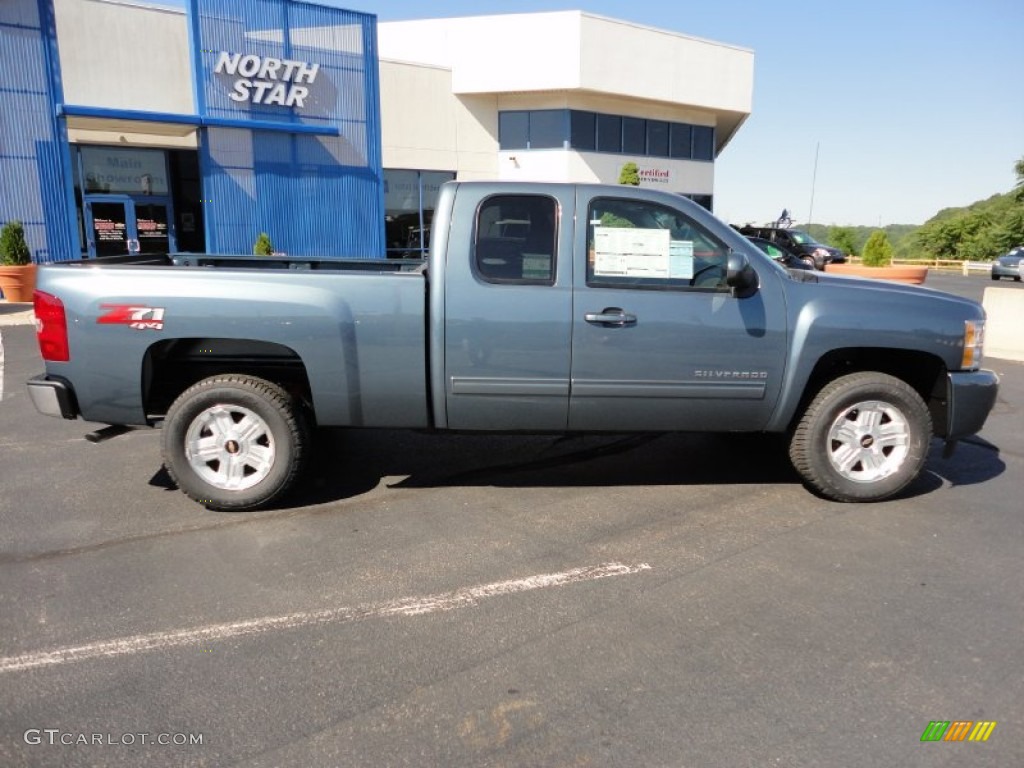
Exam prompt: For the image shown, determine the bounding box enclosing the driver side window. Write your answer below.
[586,198,729,290]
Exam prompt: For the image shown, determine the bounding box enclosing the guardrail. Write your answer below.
[847,258,993,274]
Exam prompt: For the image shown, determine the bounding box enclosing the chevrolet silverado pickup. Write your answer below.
[28,182,998,509]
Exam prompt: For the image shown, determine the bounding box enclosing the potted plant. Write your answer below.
[825,230,928,284]
[0,220,36,303]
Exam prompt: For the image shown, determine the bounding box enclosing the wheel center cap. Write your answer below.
[225,439,241,454]
[861,435,875,448]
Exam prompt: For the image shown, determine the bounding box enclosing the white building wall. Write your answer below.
[378,60,498,178]
[496,151,713,193]
[577,15,752,114]
[377,12,584,92]
[54,0,193,115]
[377,12,752,116]
[378,12,751,195]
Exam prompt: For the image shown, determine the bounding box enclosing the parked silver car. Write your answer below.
[991,247,1024,281]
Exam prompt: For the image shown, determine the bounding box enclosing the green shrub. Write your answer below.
[253,232,274,256]
[618,162,640,186]
[0,221,31,266]
[861,230,894,267]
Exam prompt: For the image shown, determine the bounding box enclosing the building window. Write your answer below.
[475,194,557,284]
[682,193,714,212]
[693,126,715,161]
[497,110,716,163]
[622,117,646,154]
[597,114,622,153]
[528,110,566,149]
[570,111,597,151]
[499,111,529,150]
[647,120,669,158]
[670,123,692,159]
[384,169,456,257]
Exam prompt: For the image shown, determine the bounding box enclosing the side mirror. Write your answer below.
[726,251,759,298]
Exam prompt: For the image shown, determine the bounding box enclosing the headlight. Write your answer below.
[961,319,984,370]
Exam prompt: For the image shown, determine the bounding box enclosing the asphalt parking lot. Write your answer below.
[1,273,1022,767]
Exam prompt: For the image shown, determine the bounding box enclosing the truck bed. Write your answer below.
[35,254,431,428]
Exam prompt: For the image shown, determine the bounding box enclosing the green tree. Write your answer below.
[861,230,894,267]
[0,220,31,266]
[828,226,857,256]
[618,162,640,186]
[1015,156,1024,201]
[253,232,274,256]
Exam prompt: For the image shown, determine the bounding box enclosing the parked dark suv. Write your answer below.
[737,226,846,271]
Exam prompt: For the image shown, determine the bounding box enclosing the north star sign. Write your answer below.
[214,52,320,108]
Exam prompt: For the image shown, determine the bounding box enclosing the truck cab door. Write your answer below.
[442,185,575,430]
[569,190,787,431]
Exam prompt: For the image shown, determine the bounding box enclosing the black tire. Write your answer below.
[991,274,1000,281]
[162,375,308,510]
[789,372,932,502]
[801,256,817,270]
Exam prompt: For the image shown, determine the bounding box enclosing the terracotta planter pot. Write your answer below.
[824,263,928,285]
[0,263,38,303]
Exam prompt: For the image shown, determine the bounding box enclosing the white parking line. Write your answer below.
[0,562,651,674]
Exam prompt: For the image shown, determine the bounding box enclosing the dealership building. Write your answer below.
[0,0,753,263]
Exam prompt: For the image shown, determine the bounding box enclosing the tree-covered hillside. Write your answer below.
[795,157,1024,261]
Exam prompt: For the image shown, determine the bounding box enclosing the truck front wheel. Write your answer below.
[162,375,308,510]
[789,372,932,502]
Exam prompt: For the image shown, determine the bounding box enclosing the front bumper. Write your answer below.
[27,374,80,420]
[945,369,999,440]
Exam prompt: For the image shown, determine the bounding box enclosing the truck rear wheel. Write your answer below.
[789,372,932,502]
[162,375,307,510]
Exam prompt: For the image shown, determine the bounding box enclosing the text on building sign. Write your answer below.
[214,52,319,108]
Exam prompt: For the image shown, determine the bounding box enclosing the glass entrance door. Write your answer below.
[134,201,172,254]
[84,195,175,258]
[84,195,136,258]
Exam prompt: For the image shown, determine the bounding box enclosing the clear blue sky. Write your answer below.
[154,0,1024,227]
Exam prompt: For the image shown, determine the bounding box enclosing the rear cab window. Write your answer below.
[474,195,557,285]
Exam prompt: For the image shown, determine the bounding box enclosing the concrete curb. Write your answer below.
[0,300,34,327]
[983,287,1024,362]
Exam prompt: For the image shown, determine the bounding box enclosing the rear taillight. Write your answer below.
[34,291,70,362]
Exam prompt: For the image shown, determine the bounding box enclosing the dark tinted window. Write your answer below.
[499,112,528,150]
[570,111,597,151]
[670,123,692,159]
[647,120,669,158]
[693,125,715,161]
[529,110,566,149]
[683,193,713,212]
[622,117,646,154]
[475,195,557,284]
[597,114,622,153]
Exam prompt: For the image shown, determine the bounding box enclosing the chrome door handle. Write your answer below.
[584,308,637,327]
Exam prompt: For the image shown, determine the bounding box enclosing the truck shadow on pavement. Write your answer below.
[239,428,1006,510]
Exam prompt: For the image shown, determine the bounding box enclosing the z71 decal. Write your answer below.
[97,304,166,331]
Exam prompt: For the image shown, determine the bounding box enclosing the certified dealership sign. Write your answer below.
[214,51,319,108]
[638,167,671,184]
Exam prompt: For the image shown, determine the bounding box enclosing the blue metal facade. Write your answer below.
[0,0,384,265]
[190,0,385,257]
[0,0,79,263]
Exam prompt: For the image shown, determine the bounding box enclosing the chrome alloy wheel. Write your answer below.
[826,400,910,483]
[184,404,276,491]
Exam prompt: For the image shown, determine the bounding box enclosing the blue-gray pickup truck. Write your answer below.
[28,182,998,509]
